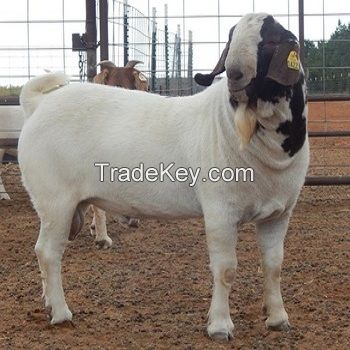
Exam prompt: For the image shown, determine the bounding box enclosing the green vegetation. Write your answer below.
[305,20,350,94]
[0,85,22,97]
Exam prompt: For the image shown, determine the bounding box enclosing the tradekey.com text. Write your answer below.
[95,162,254,187]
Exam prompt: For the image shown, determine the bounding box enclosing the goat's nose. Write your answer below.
[227,68,243,81]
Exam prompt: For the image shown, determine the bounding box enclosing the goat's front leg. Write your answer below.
[90,206,113,249]
[256,215,290,331]
[0,149,10,200]
[204,208,238,341]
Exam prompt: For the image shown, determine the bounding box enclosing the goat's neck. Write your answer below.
[195,78,307,171]
[249,92,307,169]
[221,80,307,170]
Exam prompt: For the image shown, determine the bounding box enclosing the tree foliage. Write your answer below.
[305,20,350,94]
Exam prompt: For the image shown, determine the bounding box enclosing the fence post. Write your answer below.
[151,7,157,92]
[123,0,129,66]
[176,24,182,95]
[164,4,170,95]
[298,0,305,66]
[99,0,109,61]
[86,0,97,81]
[188,30,193,95]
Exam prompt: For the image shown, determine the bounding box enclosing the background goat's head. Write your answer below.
[93,60,149,91]
[195,13,304,147]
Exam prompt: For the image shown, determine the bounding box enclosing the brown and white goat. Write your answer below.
[93,60,148,91]
[90,60,148,248]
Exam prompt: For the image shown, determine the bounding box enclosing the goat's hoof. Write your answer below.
[207,320,234,341]
[208,330,233,341]
[95,237,113,249]
[266,318,290,331]
[0,193,11,200]
[50,307,72,325]
[128,218,140,228]
[118,216,140,229]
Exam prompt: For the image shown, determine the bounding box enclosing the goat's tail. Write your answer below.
[20,72,70,119]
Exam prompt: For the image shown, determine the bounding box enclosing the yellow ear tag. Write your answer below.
[287,51,299,70]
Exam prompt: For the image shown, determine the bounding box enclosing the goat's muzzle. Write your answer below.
[226,68,243,81]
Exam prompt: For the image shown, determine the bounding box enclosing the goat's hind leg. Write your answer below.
[256,215,290,331]
[35,202,77,324]
[90,205,112,249]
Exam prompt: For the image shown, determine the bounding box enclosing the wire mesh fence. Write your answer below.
[0,0,350,96]
[0,0,87,86]
[0,0,349,196]
[104,1,195,95]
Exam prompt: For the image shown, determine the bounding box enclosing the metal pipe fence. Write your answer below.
[0,0,349,189]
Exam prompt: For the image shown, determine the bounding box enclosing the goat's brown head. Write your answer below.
[93,60,149,91]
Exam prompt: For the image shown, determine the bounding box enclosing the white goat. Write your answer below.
[18,13,309,341]
[0,106,24,200]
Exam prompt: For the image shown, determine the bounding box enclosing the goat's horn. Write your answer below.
[96,60,117,70]
[194,26,235,86]
[125,60,143,68]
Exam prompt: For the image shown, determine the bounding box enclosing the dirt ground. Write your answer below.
[0,103,349,349]
[0,170,349,350]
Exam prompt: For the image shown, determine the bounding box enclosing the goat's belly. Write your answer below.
[88,183,202,219]
[76,148,202,218]
[89,195,202,219]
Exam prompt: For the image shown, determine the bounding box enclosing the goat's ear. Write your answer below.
[101,69,110,84]
[266,41,301,86]
[133,70,148,91]
[95,61,115,85]
[194,26,235,86]
[93,69,109,84]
